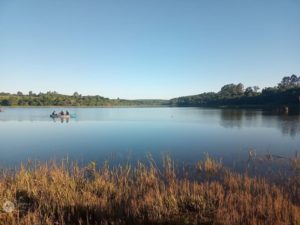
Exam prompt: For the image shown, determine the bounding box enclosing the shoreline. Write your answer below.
[1,104,299,109]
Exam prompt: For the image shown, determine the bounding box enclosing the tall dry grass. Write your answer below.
[0,155,299,225]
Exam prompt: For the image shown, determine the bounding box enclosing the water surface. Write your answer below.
[0,107,299,168]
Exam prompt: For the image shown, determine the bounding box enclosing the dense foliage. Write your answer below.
[170,74,300,107]
[1,75,300,107]
[0,91,168,107]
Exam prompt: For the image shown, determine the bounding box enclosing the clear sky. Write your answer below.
[0,0,299,99]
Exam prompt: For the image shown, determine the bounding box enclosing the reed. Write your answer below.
[0,155,299,225]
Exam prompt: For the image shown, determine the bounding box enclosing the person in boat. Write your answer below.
[51,111,57,118]
[60,110,64,116]
[66,110,69,116]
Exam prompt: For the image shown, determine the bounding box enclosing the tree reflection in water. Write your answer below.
[219,108,300,137]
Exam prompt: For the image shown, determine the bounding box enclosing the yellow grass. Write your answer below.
[0,155,299,225]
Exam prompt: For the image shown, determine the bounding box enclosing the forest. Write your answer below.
[1,75,300,107]
[170,74,300,107]
[0,91,168,107]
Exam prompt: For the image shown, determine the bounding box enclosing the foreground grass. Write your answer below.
[0,156,299,225]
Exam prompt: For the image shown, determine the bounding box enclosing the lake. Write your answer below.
[0,107,300,169]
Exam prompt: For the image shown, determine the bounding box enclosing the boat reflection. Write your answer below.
[51,117,69,123]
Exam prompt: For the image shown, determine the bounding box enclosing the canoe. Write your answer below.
[50,114,70,119]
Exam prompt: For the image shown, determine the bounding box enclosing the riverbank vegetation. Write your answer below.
[0,91,168,107]
[0,155,299,225]
[1,75,299,108]
[170,74,300,107]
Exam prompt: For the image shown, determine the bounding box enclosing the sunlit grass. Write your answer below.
[0,155,299,225]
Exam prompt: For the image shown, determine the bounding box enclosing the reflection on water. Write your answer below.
[262,111,300,137]
[220,109,247,128]
[52,117,70,123]
[279,116,300,137]
[219,109,300,137]
[0,107,299,168]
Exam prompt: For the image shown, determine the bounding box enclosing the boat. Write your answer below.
[50,114,70,119]
[50,113,76,119]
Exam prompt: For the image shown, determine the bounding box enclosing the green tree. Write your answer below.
[1,99,12,106]
[253,86,260,93]
[278,74,299,89]
[244,87,254,96]
[73,92,79,97]
[219,83,244,97]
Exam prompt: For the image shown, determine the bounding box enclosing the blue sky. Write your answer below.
[0,0,299,99]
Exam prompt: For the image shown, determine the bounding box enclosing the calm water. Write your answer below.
[0,107,300,168]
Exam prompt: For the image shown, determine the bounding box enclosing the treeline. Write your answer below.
[0,91,168,107]
[170,74,300,107]
[1,75,300,107]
